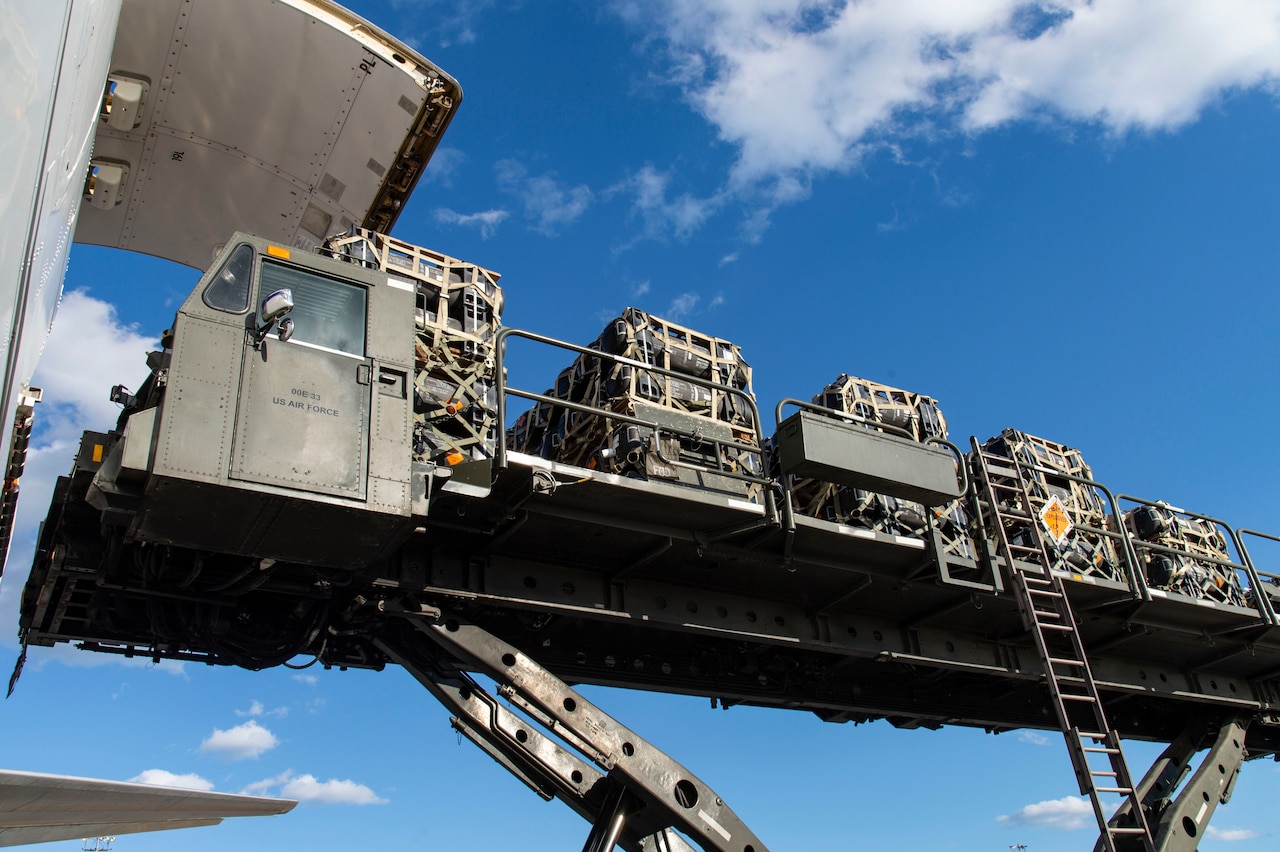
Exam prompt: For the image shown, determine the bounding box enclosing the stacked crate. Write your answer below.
[325,228,502,466]
[979,429,1122,581]
[781,375,971,556]
[1125,503,1246,605]
[507,308,761,495]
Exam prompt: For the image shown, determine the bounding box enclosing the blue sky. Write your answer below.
[4,0,1280,849]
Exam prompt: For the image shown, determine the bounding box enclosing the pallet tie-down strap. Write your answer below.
[387,609,768,852]
[414,342,497,458]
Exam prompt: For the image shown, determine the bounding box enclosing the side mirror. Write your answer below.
[260,288,294,325]
[252,288,294,346]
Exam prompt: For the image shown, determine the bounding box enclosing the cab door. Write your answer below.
[230,258,371,500]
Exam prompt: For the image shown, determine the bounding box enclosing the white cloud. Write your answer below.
[621,165,723,245]
[420,146,466,188]
[241,769,296,797]
[1016,730,1052,746]
[30,289,157,438]
[244,770,386,805]
[666,293,700,319]
[997,795,1092,830]
[235,699,288,719]
[0,291,157,648]
[293,674,318,686]
[434,208,510,238]
[281,774,388,805]
[629,0,1280,187]
[393,0,499,48]
[130,769,215,792]
[199,720,280,761]
[495,160,594,235]
[1206,826,1259,841]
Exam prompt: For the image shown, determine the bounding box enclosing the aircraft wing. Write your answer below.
[76,0,461,270]
[0,769,295,847]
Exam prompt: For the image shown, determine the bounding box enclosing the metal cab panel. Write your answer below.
[775,410,961,506]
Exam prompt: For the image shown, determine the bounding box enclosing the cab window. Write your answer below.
[261,261,366,356]
[202,244,255,313]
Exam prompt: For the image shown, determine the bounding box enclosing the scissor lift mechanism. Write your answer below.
[373,605,765,852]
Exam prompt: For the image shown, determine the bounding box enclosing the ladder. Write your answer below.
[971,441,1155,852]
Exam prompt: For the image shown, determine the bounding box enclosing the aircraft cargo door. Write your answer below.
[230,260,371,500]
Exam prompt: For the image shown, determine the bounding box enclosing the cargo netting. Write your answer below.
[324,228,502,466]
[507,308,762,498]
[1124,502,1246,606]
[978,429,1123,581]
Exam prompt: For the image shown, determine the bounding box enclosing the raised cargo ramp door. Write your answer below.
[230,261,371,499]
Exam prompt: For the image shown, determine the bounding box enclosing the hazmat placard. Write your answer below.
[1039,495,1073,546]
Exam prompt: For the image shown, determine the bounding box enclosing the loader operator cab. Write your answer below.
[91,233,419,570]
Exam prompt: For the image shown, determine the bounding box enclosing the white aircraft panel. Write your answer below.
[74,0,461,270]
[0,0,122,553]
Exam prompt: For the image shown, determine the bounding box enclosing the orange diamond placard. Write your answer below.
[1039,496,1073,545]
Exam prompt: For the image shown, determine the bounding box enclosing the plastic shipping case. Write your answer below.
[507,307,761,498]
[977,429,1122,581]
[1125,502,1246,605]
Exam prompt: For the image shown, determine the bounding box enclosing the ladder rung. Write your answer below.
[1109,827,1150,835]
[1079,731,1109,740]
[1027,588,1063,598]
[1048,657,1084,666]
[1060,693,1096,702]
[1091,770,1118,778]
[1039,623,1075,632]
[1083,746,1120,754]
[1095,786,1134,794]
[1022,575,1054,586]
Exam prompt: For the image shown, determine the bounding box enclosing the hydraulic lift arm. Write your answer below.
[1097,715,1250,852]
[374,604,768,852]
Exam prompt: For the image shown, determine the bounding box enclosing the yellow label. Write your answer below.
[266,245,291,259]
[92,444,103,462]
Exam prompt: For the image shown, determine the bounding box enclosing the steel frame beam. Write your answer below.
[374,605,766,852]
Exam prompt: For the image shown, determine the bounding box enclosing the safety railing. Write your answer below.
[1117,495,1276,625]
[1238,529,1280,624]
